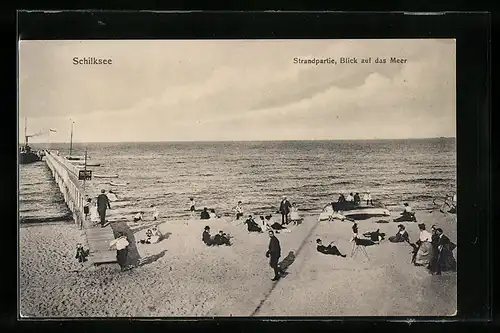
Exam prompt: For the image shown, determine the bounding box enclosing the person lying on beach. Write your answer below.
[244,215,263,233]
[265,215,291,233]
[389,224,410,243]
[75,243,89,263]
[200,207,210,220]
[138,229,154,244]
[362,229,385,242]
[133,212,143,222]
[316,239,346,257]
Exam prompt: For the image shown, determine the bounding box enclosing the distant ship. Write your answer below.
[19,118,42,165]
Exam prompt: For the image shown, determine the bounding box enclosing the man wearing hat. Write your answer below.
[97,189,111,227]
[279,196,292,225]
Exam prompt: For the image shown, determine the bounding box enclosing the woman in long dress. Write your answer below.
[414,223,434,267]
[290,203,301,224]
[90,200,100,224]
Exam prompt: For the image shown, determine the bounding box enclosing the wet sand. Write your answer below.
[19,210,456,317]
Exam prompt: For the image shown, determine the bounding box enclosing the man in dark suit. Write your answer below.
[435,228,457,275]
[266,230,283,281]
[97,189,111,227]
[279,196,292,225]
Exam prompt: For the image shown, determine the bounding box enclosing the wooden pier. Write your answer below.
[44,150,118,266]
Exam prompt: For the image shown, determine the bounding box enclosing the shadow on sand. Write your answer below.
[138,249,168,267]
[278,251,296,273]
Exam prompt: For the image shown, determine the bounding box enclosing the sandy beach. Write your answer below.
[19,209,457,317]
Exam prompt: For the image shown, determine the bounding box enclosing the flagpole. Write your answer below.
[83,147,87,193]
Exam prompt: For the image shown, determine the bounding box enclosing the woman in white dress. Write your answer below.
[90,200,100,224]
[290,203,301,224]
[414,223,434,267]
[151,205,159,221]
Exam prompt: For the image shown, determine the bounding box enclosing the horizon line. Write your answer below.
[23,137,456,145]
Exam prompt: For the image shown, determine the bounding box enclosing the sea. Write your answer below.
[19,138,456,223]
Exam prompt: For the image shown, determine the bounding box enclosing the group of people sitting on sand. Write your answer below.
[137,225,163,244]
[202,226,232,246]
[338,190,373,206]
[200,207,221,220]
[387,223,456,275]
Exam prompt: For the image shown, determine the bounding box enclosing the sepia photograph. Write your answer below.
[18,39,457,317]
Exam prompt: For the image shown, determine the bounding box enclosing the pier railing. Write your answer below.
[44,150,86,229]
[44,150,118,265]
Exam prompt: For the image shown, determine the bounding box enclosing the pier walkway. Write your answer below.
[44,150,118,266]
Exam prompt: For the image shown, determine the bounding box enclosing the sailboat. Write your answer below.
[64,120,83,160]
[19,118,42,165]
[64,120,102,166]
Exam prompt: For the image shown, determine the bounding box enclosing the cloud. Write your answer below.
[19,39,456,142]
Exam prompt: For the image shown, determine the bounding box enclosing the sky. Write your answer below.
[18,39,456,143]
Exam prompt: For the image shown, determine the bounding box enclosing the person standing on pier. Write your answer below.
[97,189,111,228]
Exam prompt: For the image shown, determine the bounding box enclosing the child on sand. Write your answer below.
[133,212,143,222]
[235,201,243,220]
[189,198,196,218]
[151,205,159,221]
[75,243,89,263]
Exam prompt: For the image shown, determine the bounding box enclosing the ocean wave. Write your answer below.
[397,177,454,184]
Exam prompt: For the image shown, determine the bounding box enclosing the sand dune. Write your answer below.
[19,211,456,317]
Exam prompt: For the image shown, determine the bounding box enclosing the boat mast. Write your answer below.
[24,117,28,146]
[69,120,74,156]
